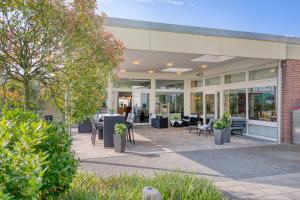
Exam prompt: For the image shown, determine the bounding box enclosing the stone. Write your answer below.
[143,186,162,200]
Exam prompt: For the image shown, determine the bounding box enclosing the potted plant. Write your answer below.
[114,123,127,153]
[213,119,226,145]
[222,112,231,143]
[108,108,114,115]
[213,112,231,145]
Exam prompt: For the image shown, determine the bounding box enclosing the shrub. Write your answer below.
[38,122,77,198]
[0,108,77,199]
[213,112,230,130]
[114,123,127,136]
[57,172,224,200]
[0,108,47,199]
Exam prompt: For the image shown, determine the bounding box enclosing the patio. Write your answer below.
[72,126,300,200]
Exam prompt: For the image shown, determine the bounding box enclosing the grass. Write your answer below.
[55,171,224,200]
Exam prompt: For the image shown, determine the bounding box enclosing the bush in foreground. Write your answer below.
[0,108,77,199]
[56,172,224,200]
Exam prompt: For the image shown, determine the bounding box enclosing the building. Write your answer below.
[104,17,300,144]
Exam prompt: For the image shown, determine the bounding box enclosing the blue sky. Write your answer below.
[98,0,300,37]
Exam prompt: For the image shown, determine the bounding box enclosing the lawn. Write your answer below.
[56,172,224,200]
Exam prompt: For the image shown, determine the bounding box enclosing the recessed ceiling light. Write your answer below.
[201,64,208,69]
[148,70,154,74]
[132,60,140,65]
[192,55,235,63]
[162,68,192,73]
[120,69,126,73]
[166,62,174,67]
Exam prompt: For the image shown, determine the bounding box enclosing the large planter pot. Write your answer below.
[113,134,126,153]
[214,129,224,145]
[78,119,92,133]
[223,127,231,143]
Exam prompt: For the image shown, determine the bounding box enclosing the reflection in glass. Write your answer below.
[205,77,221,86]
[248,86,277,122]
[132,92,149,123]
[206,94,215,119]
[225,72,246,84]
[156,80,184,89]
[156,93,184,114]
[190,92,203,115]
[114,79,150,89]
[224,89,246,117]
[249,67,277,81]
[191,80,203,88]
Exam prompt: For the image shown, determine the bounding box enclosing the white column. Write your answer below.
[184,79,191,116]
[245,70,249,135]
[277,60,282,144]
[220,90,224,117]
[149,78,156,114]
[203,92,206,125]
[214,92,218,119]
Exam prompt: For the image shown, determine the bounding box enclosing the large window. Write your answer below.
[156,93,184,114]
[248,86,277,122]
[249,67,277,81]
[156,80,184,89]
[225,72,246,84]
[191,80,203,88]
[224,89,246,117]
[190,92,203,115]
[205,77,221,86]
[114,79,150,89]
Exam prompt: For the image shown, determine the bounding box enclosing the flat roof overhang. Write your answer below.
[104,17,300,60]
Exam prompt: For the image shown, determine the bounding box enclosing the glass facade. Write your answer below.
[156,92,184,114]
[205,76,221,86]
[249,67,277,81]
[225,72,246,84]
[114,79,150,89]
[205,94,215,119]
[190,92,203,115]
[248,86,277,122]
[191,80,203,88]
[224,89,246,117]
[156,80,184,89]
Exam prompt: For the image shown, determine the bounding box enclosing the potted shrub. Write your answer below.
[114,123,127,153]
[213,112,231,145]
[222,112,231,143]
[213,119,226,145]
[108,108,114,115]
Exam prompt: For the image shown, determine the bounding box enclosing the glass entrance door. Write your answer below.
[206,94,215,120]
[132,91,150,123]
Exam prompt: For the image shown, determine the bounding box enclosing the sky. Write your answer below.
[97,0,300,37]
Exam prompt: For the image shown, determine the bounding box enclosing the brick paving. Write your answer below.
[72,126,300,200]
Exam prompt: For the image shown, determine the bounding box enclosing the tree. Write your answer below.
[0,0,123,122]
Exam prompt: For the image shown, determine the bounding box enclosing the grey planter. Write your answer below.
[113,134,126,153]
[214,129,224,145]
[223,127,231,143]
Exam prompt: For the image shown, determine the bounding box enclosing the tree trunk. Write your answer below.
[23,79,31,110]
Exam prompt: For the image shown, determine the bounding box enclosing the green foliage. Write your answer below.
[56,172,224,200]
[37,122,78,198]
[0,108,47,199]
[213,112,230,130]
[114,123,127,136]
[0,108,77,199]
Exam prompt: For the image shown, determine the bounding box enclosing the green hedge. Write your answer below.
[0,108,77,199]
[57,172,224,200]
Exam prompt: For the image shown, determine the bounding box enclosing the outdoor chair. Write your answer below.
[182,115,199,127]
[230,117,246,136]
[125,113,135,144]
[91,114,103,146]
[197,119,214,137]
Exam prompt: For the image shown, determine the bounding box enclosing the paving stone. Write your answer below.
[72,127,300,200]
